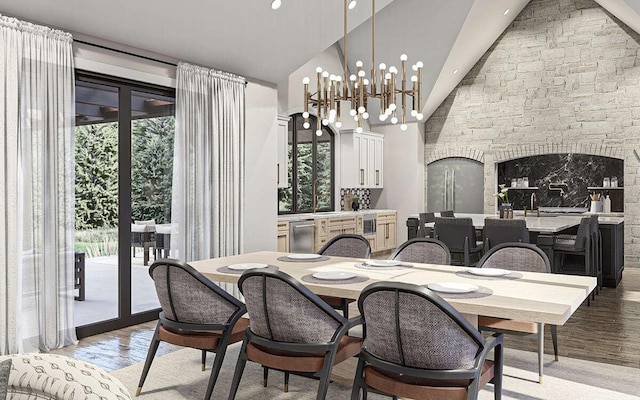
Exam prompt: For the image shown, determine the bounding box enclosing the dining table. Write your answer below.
[190,250,596,385]
[190,250,596,327]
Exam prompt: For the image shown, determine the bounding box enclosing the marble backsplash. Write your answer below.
[497,154,623,211]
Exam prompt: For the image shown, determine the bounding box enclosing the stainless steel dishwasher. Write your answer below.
[289,219,316,253]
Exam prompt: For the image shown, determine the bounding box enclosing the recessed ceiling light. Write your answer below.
[348,0,357,10]
[271,0,282,10]
[504,8,510,15]
[453,69,458,75]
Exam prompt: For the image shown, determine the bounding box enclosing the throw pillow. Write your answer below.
[0,359,12,400]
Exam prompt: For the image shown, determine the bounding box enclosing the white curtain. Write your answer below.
[0,15,76,354]
[172,62,245,297]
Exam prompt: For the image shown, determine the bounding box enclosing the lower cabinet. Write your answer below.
[375,212,397,252]
[279,211,397,254]
[277,221,289,252]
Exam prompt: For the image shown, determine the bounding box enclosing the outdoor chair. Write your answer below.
[476,242,557,383]
[228,269,362,400]
[390,238,451,265]
[351,281,503,400]
[137,259,248,400]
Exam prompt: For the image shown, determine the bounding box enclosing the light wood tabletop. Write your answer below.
[190,251,596,326]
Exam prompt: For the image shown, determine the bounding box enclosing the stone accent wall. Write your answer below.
[424,0,640,266]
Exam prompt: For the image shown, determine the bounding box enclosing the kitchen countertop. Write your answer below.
[278,209,396,222]
[409,212,623,233]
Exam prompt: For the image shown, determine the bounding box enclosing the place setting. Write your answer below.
[424,282,493,299]
[276,253,331,262]
[301,270,369,285]
[455,267,523,280]
[216,262,279,274]
[355,259,413,270]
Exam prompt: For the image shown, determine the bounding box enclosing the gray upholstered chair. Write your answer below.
[316,233,371,318]
[318,233,371,258]
[434,217,483,266]
[417,212,436,238]
[390,238,451,265]
[476,242,557,383]
[482,218,530,252]
[137,259,248,400]
[228,269,362,400]
[351,281,503,400]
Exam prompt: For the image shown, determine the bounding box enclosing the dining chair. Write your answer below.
[553,216,600,301]
[351,281,503,400]
[228,269,362,400]
[434,217,483,266]
[316,233,371,319]
[417,212,435,238]
[440,210,455,217]
[482,218,530,252]
[476,242,557,383]
[137,259,248,400]
[390,238,451,265]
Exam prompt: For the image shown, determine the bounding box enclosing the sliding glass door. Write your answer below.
[74,72,175,338]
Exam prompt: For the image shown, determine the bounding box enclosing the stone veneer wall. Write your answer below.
[424,0,640,267]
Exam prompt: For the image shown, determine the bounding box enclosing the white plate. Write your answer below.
[364,259,402,267]
[287,253,322,260]
[467,268,509,277]
[312,271,357,280]
[427,282,479,294]
[227,263,269,271]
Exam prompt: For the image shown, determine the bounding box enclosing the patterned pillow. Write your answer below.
[0,359,11,400]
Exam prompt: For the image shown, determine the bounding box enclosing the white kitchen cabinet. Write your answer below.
[340,130,384,188]
[276,115,290,188]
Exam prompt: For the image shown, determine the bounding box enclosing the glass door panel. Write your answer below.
[74,80,120,326]
[130,89,175,314]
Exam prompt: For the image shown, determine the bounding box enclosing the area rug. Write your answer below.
[112,343,640,400]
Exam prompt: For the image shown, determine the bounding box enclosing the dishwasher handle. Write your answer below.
[292,224,315,229]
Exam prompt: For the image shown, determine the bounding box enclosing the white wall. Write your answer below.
[244,82,279,252]
[375,122,425,245]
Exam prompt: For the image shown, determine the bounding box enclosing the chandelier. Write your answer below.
[302,0,424,136]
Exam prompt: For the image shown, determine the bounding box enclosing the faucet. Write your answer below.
[549,181,569,207]
[530,192,537,211]
[312,177,324,213]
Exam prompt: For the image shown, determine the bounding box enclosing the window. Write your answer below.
[278,113,335,214]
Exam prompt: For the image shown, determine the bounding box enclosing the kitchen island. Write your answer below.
[407,213,624,287]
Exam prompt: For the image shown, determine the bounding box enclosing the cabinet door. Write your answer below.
[386,221,397,249]
[277,232,289,252]
[356,133,368,187]
[373,136,384,188]
[276,116,290,188]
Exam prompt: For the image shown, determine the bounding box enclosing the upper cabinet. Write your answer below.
[340,130,384,188]
[276,115,290,189]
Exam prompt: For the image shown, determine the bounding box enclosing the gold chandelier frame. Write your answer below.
[302,0,423,135]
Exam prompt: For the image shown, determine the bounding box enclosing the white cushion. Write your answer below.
[0,353,131,400]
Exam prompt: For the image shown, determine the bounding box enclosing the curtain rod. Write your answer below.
[74,39,178,67]
[74,39,249,86]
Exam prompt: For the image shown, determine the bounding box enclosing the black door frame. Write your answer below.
[75,70,175,338]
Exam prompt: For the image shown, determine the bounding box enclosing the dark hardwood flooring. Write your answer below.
[51,268,640,372]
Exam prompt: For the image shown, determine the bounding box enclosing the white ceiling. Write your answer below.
[2,0,640,121]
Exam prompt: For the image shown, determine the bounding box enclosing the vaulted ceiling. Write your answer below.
[2,0,640,122]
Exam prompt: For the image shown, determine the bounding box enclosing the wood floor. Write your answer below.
[51,268,640,372]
